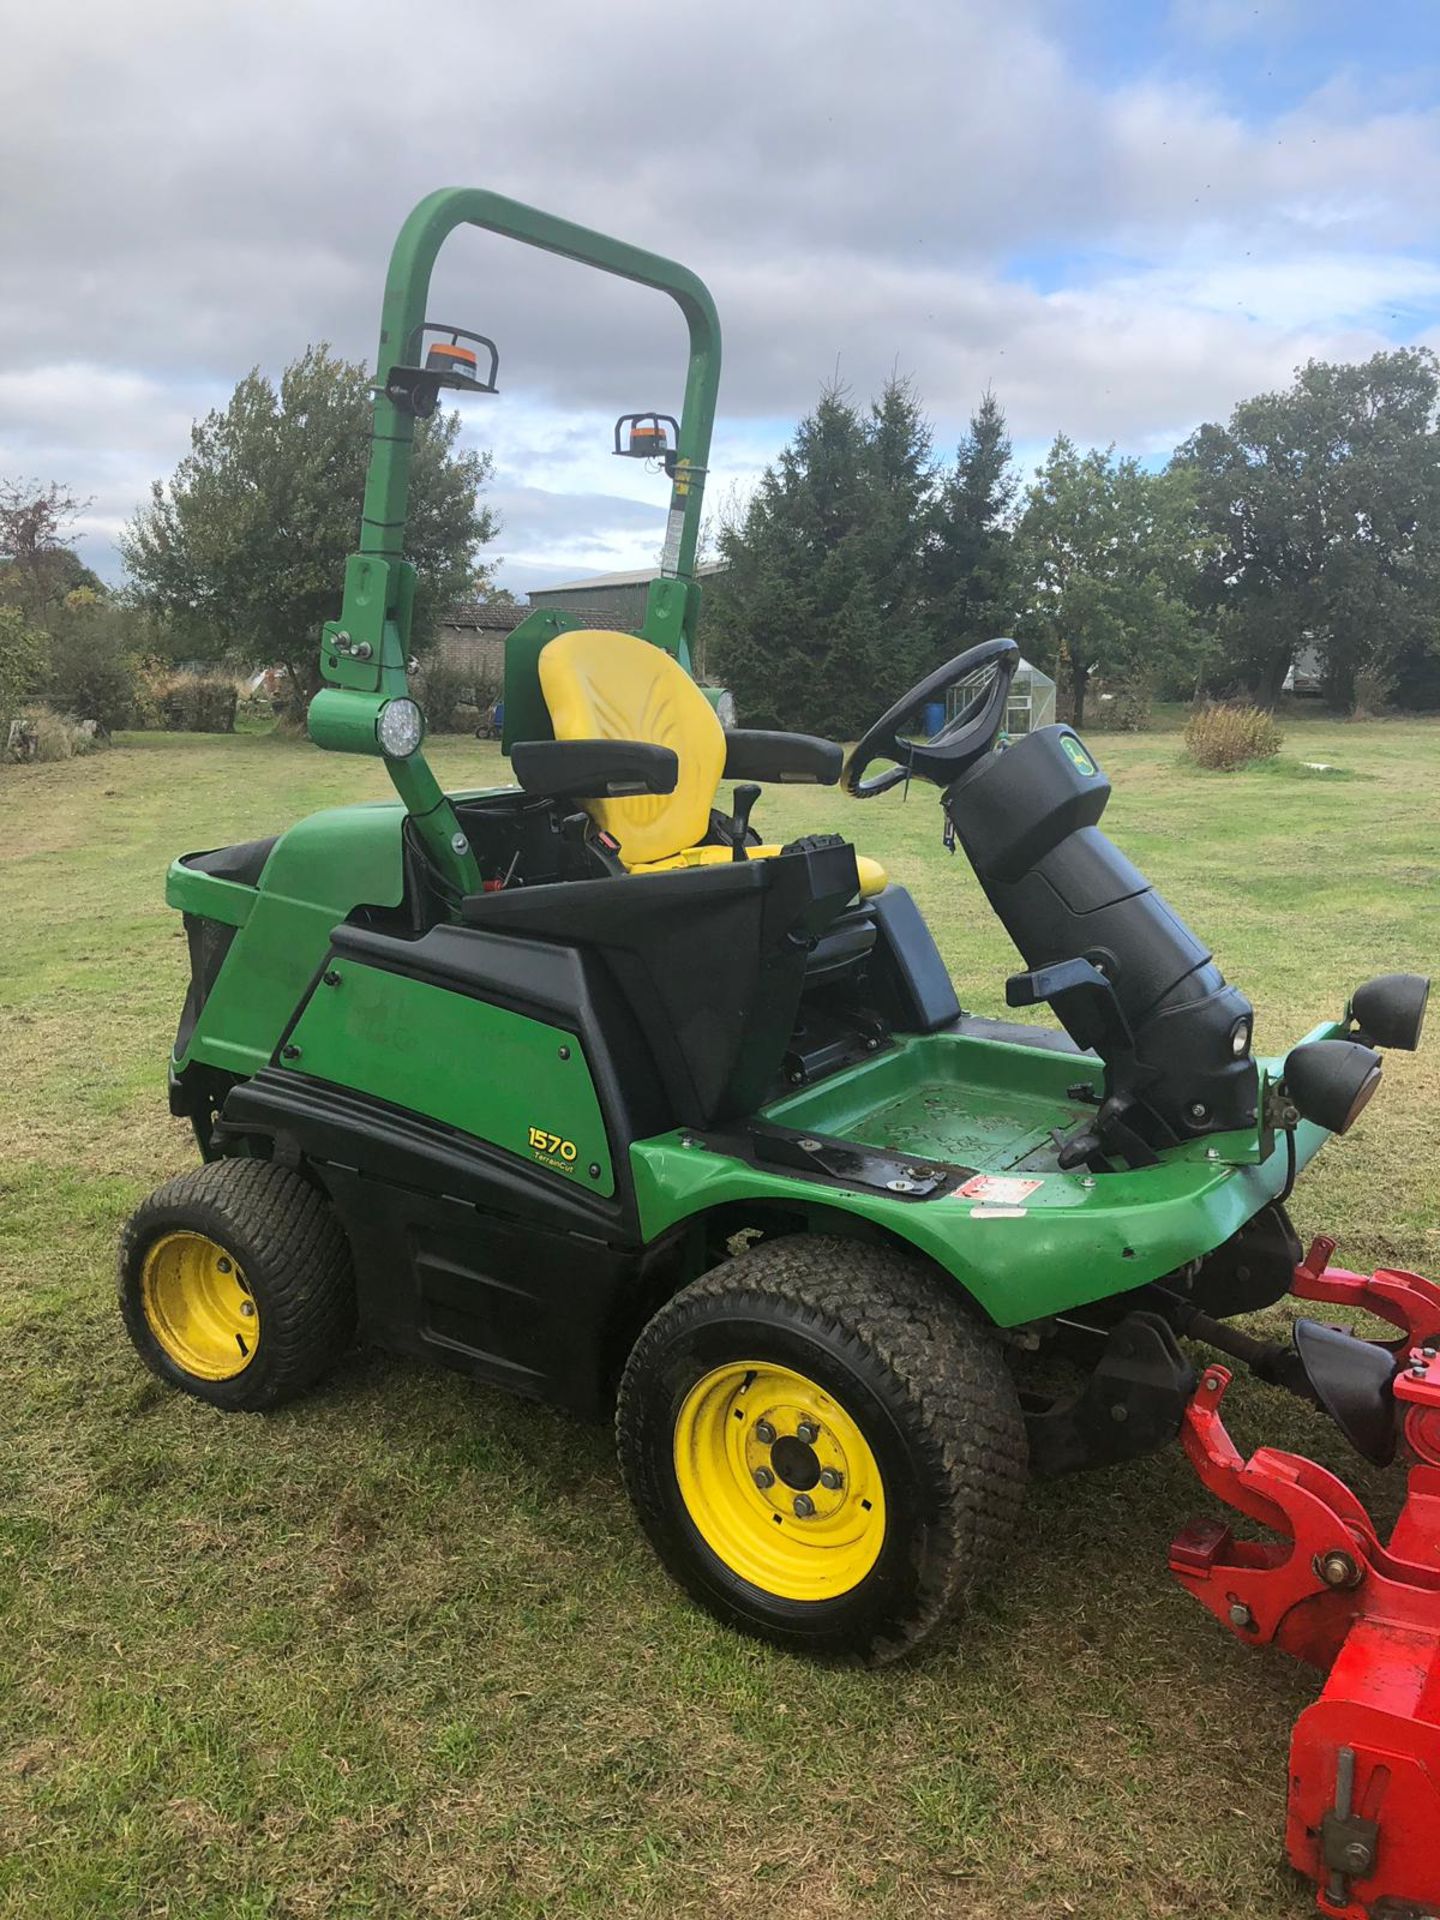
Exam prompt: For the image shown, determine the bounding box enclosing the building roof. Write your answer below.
[441,602,533,631]
[440,601,634,633]
[526,560,725,595]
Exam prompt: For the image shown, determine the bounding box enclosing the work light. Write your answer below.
[1281,1038,1383,1136]
[376,697,425,759]
[1349,973,1430,1052]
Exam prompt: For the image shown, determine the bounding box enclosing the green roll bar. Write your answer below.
[308,187,723,896]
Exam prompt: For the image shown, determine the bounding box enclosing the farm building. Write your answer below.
[434,564,730,712]
[526,561,726,629]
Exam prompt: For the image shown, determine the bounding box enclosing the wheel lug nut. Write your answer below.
[796,1419,819,1444]
[753,1467,774,1489]
[819,1468,843,1491]
[216,1258,232,1274]
[754,1420,776,1445]
[239,1301,256,1318]
[793,1494,815,1518]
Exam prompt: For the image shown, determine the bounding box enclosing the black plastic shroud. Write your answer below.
[946,725,1258,1150]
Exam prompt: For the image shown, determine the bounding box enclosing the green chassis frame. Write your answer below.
[164,188,1347,1422]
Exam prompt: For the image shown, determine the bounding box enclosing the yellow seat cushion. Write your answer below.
[538,628,725,867]
[631,842,888,900]
[536,627,887,897]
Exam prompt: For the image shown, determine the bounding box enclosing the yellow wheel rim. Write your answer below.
[139,1231,260,1381]
[673,1361,887,1601]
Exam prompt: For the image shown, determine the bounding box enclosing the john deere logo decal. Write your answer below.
[1061,735,1097,776]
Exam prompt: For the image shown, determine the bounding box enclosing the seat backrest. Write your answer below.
[537,629,726,866]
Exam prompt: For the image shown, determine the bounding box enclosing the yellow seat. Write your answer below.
[633,839,889,898]
[536,629,886,897]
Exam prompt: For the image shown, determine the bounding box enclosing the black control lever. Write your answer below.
[729,783,762,860]
[1006,956,1134,1058]
[1011,958,1164,1171]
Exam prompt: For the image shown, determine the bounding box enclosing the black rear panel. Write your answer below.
[176,913,237,1056]
[173,838,277,1056]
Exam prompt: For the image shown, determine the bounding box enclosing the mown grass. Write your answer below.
[1,719,1437,1920]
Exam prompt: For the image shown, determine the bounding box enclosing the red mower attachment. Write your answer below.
[1171,1242,1440,1920]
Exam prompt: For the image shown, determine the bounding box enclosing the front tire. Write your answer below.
[616,1235,1026,1663]
[119,1159,355,1411]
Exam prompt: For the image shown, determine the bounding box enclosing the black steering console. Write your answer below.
[843,642,1259,1170]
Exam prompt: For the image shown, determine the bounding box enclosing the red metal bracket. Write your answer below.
[1170,1246,1440,1919]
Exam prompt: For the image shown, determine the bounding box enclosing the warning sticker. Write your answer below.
[955,1174,1044,1205]
[660,506,685,576]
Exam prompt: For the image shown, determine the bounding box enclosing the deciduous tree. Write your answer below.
[1177,349,1440,709]
[0,480,100,619]
[1011,437,1204,728]
[122,346,497,703]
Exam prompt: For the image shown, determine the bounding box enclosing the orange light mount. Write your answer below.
[614,411,681,474]
[383,321,499,418]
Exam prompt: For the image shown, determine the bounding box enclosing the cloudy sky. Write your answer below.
[2,0,1438,596]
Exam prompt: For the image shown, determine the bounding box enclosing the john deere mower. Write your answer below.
[122,190,1440,1918]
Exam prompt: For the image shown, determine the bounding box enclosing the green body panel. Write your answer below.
[171,804,407,1077]
[282,957,614,1197]
[165,867,256,930]
[629,1027,1333,1327]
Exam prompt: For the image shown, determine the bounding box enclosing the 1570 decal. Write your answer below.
[528,1125,578,1166]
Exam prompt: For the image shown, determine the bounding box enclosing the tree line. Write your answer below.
[5,341,1438,752]
[706,347,1440,734]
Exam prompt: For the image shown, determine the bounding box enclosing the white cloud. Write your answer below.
[1,0,1436,589]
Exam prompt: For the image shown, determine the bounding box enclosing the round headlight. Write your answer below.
[1282,1039,1383,1136]
[1229,1018,1251,1058]
[1349,972,1430,1053]
[376,697,424,759]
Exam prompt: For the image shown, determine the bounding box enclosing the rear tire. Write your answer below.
[119,1159,354,1411]
[616,1234,1026,1663]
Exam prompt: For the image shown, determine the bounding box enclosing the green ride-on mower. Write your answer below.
[122,190,1440,1918]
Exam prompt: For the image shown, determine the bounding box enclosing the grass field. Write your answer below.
[1,719,1437,1920]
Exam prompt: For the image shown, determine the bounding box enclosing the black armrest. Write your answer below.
[510,738,678,801]
[722,729,843,785]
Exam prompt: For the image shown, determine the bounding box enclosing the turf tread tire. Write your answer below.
[616,1233,1026,1663]
[119,1159,355,1412]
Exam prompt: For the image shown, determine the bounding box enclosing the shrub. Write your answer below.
[1351,667,1394,721]
[159,673,238,733]
[44,596,140,733]
[0,605,46,747]
[129,655,170,729]
[6,704,106,763]
[411,654,471,733]
[1095,680,1152,732]
[1184,702,1283,770]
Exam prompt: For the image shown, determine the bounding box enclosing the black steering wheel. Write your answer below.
[842,638,1021,797]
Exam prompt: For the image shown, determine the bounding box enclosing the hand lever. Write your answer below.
[1007,956,1134,1058]
[729,783,761,860]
